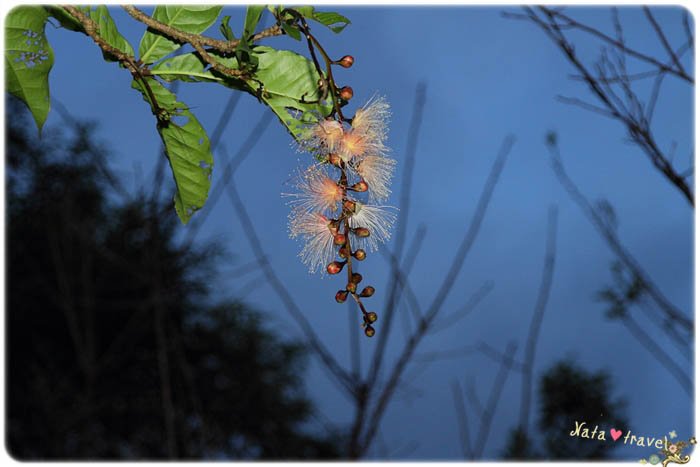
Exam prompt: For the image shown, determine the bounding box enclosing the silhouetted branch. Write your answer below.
[519,206,558,433]
[451,380,473,459]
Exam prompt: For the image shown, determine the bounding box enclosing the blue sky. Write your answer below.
[36,6,693,459]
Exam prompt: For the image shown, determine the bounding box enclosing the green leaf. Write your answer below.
[80,6,134,59]
[150,46,332,141]
[131,77,214,224]
[311,11,351,33]
[241,46,332,140]
[219,15,235,41]
[291,7,350,33]
[44,6,83,31]
[5,6,54,132]
[242,5,265,39]
[280,22,301,41]
[151,53,221,83]
[139,6,223,64]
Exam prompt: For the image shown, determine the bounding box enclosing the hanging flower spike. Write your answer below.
[347,202,397,252]
[353,155,396,202]
[285,165,344,215]
[289,211,338,274]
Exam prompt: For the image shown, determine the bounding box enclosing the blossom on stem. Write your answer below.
[285,166,344,215]
[352,155,396,202]
[338,96,391,161]
[289,211,337,274]
[348,202,397,252]
[300,118,344,155]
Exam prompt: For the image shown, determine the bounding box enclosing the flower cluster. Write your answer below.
[287,94,396,337]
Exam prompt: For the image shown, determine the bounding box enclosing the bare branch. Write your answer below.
[472,341,518,459]
[451,380,473,459]
[518,206,558,432]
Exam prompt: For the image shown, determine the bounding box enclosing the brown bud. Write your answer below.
[350,273,363,284]
[333,233,346,246]
[338,247,349,259]
[335,290,348,303]
[354,227,370,238]
[339,86,353,101]
[351,180,368,192]
[353,249,366,261]
[364,325,375,337]
[346,282,357,294]
[343,200,357,213]
[328,153,342,167]
[327,220,339,235]
[338,55,354,68]
[360,286,375,297]
[327,261,345,275]
[366,311,378,323]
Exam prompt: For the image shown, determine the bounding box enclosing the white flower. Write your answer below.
[289,211,338,274]
[348,202,397,252]
[352,155,396,202]
[284,165,343,215]
[299,118,345,155]
[338,96,391,161]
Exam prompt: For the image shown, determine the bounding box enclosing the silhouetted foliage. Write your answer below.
[6,98,339,460]
[504,359,628,460]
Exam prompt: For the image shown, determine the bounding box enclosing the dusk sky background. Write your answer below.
[29,5,693,459]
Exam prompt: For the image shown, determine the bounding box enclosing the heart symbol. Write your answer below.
[610,429,622,441]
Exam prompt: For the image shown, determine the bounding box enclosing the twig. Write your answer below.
[472,341,518,459]
[451,380,473,459]
[518,206,558,433]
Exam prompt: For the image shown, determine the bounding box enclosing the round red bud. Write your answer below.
[327,261,344,275]
[339,86,354,101]
[338,247,349,259]
[333,233,347,246]
[360,286,375,297]
[335,290,348,303]
[350,273,363,284]
[353,249,366,261]
[338,55,354,68]
[346,282,357,294]
[351,180,368,192]
[354,227,370,238]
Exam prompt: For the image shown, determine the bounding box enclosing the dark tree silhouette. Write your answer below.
[6,98,339,460]
[504,360,628,460]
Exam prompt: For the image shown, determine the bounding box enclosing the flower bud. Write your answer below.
[346,282,357,294]
[328,153,342,167]
[360,286,375,297]
[353,227,370,238]
[350,272,363,284]
[335,290,348,303]
[338,55,354,68]
[364,325,375,337]
[327,220,339,235]
[351,180,368,192]
[327,261,345,275]
[343,200,357,213]
[339,86,353,101]
[353,249,366,261]
[366,311,378,323]
[338,247,349,258]
[334,233,346,246]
